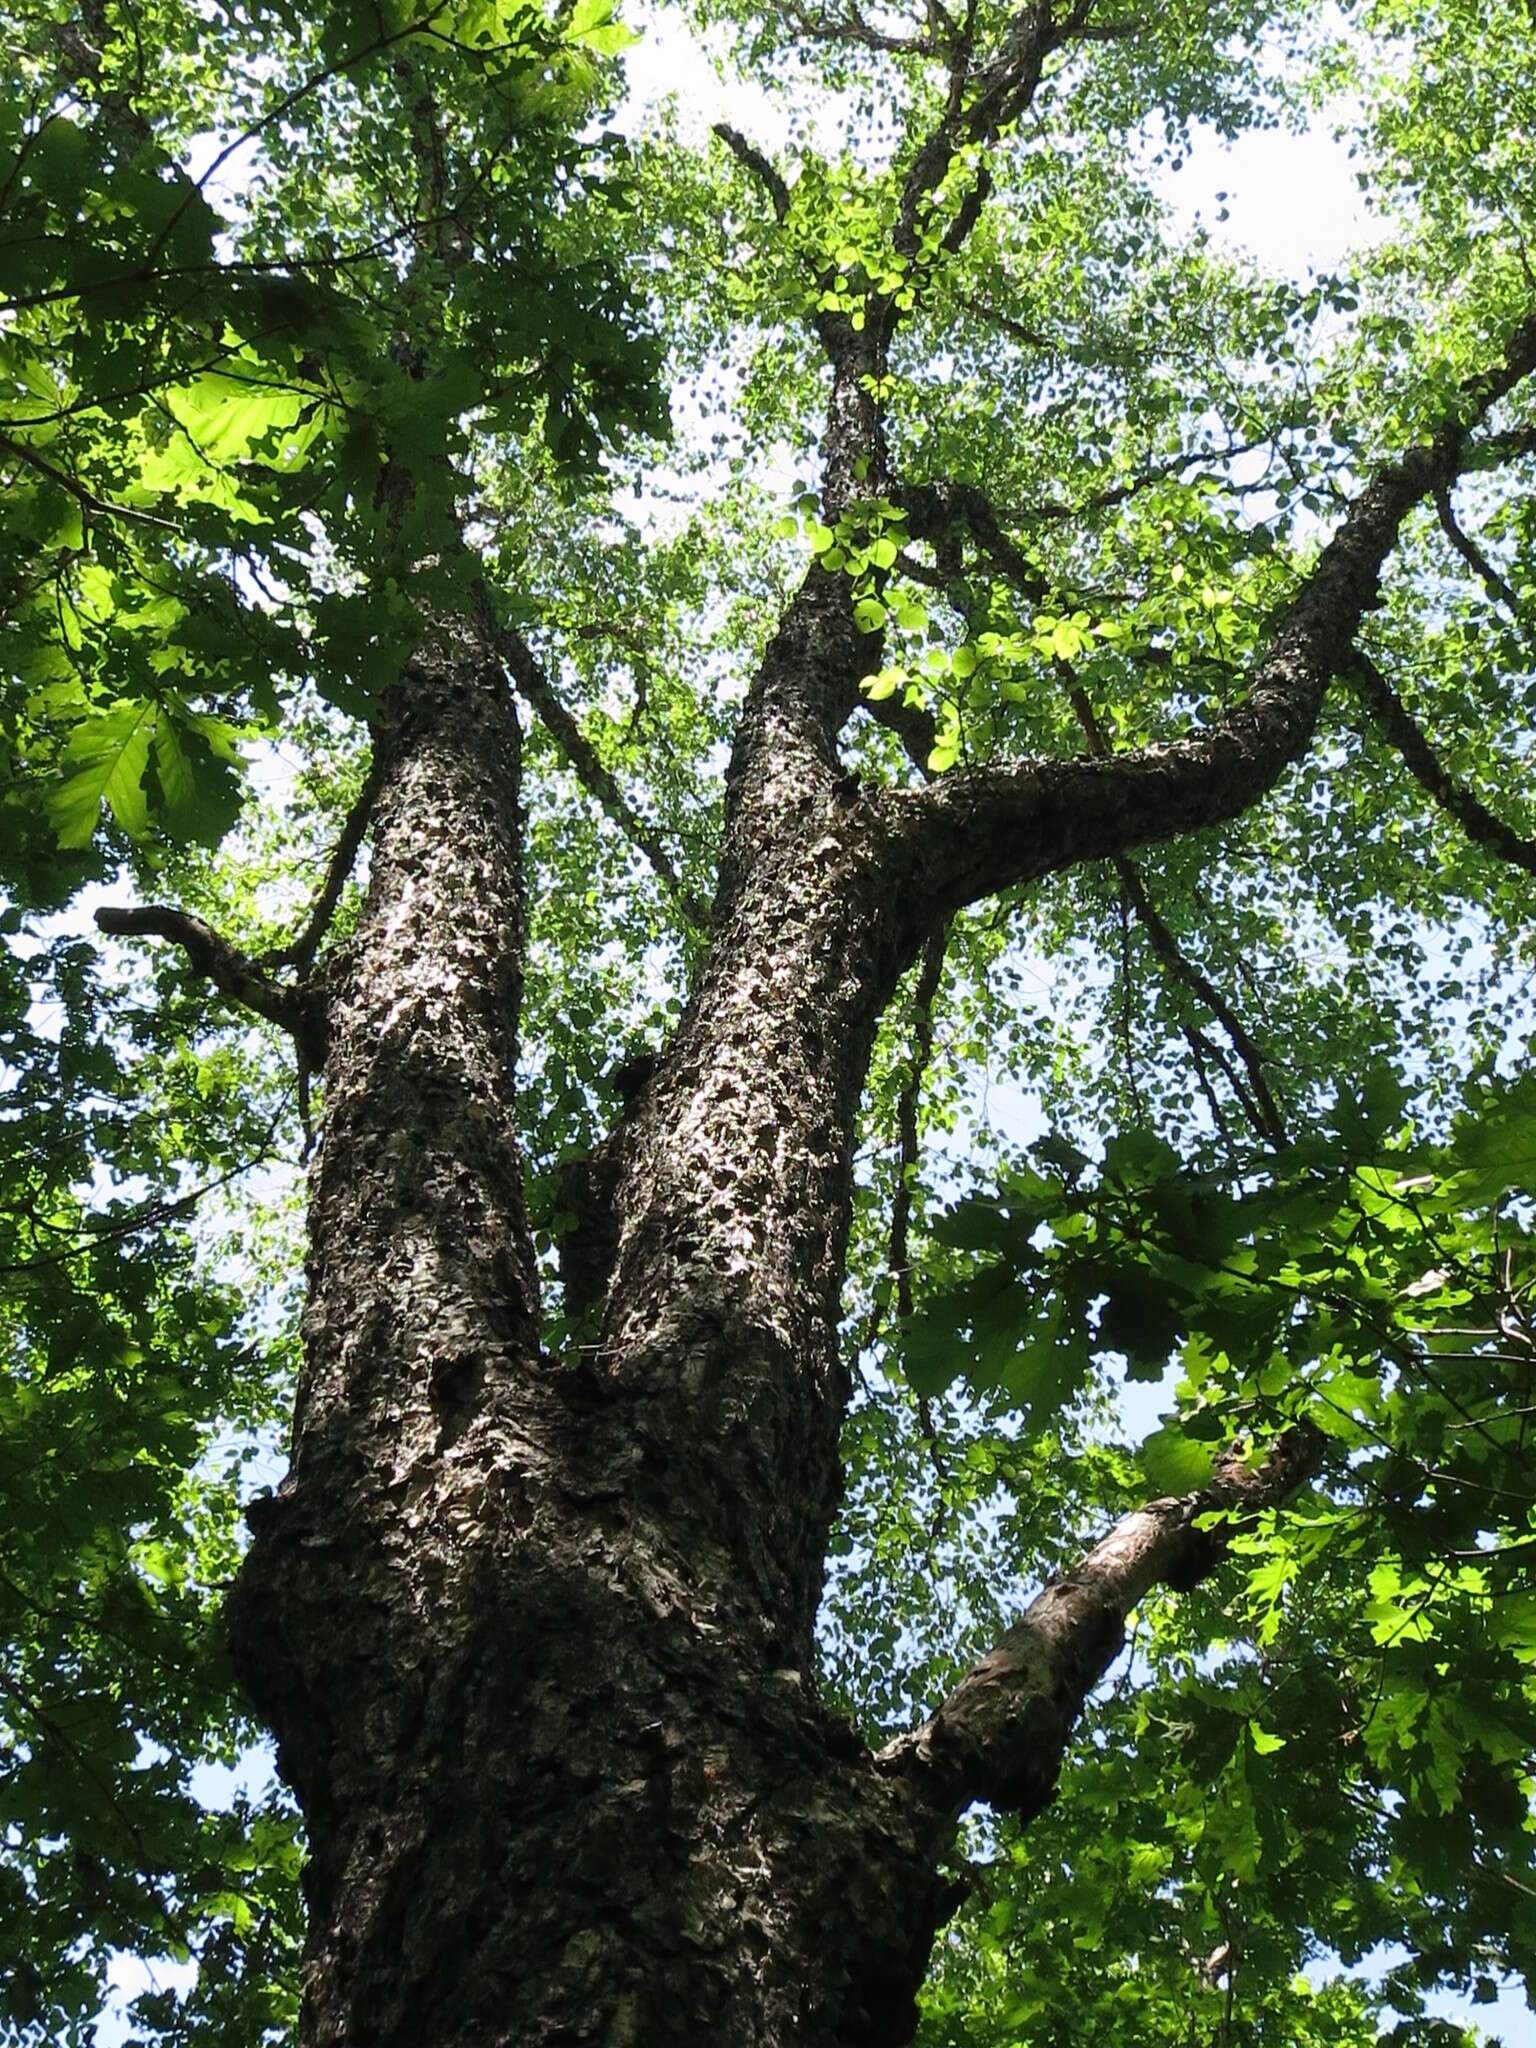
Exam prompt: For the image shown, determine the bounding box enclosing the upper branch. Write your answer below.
[881,312,1536,928]
[712,122,790,222]
[95,905,327,1064]
[877,1421,1324,1839]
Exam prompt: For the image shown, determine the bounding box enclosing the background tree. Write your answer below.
[2,0,1535,2044]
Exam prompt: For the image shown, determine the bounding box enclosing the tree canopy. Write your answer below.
[2,0,1534,2042]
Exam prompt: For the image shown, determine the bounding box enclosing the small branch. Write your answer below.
[1191,1023,1275,1153]
[1352,651,1536,877]
[1434,484,1522,615]
[0,1103,289,1275]
[966,295,1058,353]
[1115,877,1145,1126]
[871,925,949,1335]
[960,0,1052,145]
[1470,424,1536,468]
[877,1422,1325,1836]
[94,905,327,1063]
[1118,862,1287,1145]
[711,123,791,223]
[1182,1024,1241,1170]
[497,625,709,930]
[262,759,382,973]
[1063,15,1143,38]
[899,477,1050,605]
[866,926,952,1489]
[780,2,935,55]
[0,430,181,533]
[0,1669,196,1954]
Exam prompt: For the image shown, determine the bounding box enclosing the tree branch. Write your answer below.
[1434,483,1522,615]
[0,429,182,533]
[881,311,1536,926]
[497,625,710,930]
[1116,859,1288,1145]
[899,476,1050,603]
[1069,682,1287,1146]
[877,1422,1325,1835]
[261,758,382,973]
[711,122,791,223]
[862,685,940,771]
[780,1,938,55]
[1470,424,1536,468]
[1352,650,1536,877]
[94,905,327,1062]
[865,926,952,1486]
[885,3,1043,272]
[867,924,950,1347]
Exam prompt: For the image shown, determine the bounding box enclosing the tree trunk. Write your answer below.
[227,601,955,2047]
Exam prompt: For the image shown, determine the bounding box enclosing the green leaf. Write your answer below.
[1139,1425,1215,1495]
[49,701,156,847]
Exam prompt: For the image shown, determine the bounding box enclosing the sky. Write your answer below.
[84,7,1535,2045]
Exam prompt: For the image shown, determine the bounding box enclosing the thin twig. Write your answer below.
[1068,682,1287,1147]
[866,926,953,1494]
[0,431,181,533]
[1434,484,1522,615]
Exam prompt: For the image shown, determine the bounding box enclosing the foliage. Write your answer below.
[869,1064,1536,2043]
[2,0,1535,2039]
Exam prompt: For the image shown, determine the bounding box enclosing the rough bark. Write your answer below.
[878,1425,1326,1849]
[177,277,1532,2046]
[216,312,1536,2039]
[225,612,952,2048]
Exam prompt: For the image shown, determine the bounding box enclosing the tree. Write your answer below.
[3,0,1535,2041]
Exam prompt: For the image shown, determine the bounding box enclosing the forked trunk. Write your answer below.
[227,623,952,2046]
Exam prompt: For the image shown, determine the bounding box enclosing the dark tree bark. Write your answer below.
[102,36,1530,2032]
[63,4,1536,2037]
[198,286,1536,2042]
[223,599,953,2048]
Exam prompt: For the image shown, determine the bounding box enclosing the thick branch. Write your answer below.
[884,312,1536,925]
[1352,650,1536,877]
[498,625,709,929]
[94,905,326,1062]
[877,1422,1324,1835]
